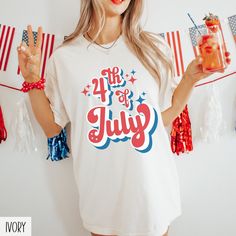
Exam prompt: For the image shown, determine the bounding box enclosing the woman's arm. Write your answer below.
[161,72,194,126]
[161,56,224,127]
[28,86,63,138]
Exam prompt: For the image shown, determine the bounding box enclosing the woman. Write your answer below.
[17,0,224,235]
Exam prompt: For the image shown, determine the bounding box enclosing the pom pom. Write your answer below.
[0,105,7,143]
[47,127,70,161]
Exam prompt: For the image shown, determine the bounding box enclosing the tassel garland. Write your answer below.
[11,97,38,153]
[0,106,7,143]
[199,84,225,142]
[170,104,193,155]
[47,127,70,161]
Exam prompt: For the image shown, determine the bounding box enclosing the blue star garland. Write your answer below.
[47,128,70,161]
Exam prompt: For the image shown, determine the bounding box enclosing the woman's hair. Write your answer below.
[56,0,175,85]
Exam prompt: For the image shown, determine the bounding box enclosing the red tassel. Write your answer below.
[0,105,7,143]
[170,104,193,155]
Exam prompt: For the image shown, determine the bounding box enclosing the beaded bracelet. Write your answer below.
[21,77,46,93]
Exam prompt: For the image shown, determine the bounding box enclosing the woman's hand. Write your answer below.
[17,25,43,82]
[183,55,228,85]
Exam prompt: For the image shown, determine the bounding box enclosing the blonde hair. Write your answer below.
[57,0,175,85]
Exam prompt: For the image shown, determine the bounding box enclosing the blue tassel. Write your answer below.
[47,128,70,161]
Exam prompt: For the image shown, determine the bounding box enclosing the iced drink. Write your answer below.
[196,13,227,72]
[197,31,226,72]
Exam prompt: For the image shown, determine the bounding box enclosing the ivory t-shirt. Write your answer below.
[44,32,182,236]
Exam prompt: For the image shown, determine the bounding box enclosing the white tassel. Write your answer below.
[199,84,226,142]
[11,96,38,153]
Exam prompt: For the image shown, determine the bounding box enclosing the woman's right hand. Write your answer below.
[17,25,43,82]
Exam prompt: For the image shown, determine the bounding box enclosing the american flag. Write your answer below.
[188,24,207,58]
[0,24,15,71]
[189,22,228,57]
[17,30,55,78]
[159,30,185,77]
[228,15,236,43]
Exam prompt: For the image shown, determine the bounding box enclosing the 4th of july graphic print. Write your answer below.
[81,66,159,153]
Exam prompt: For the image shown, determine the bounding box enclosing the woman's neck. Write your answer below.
[86,15,123,44]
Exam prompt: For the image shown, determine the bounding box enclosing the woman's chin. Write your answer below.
[105,0,129,16]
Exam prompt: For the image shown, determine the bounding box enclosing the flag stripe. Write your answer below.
[166,32,171,46]
[176,30,184,75]
[49,34,55,57]
[0,26,10,70]
[171,31,180,77]
[41,32,45,52]
[3,27,15,71]
[41,33,50,78]
[0,25,6,49]
[17,63,20,74]
[219,22,227,53]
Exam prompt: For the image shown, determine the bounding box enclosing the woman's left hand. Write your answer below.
[183,55,227,85]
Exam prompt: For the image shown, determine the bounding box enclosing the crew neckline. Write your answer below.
[80,33,123,52]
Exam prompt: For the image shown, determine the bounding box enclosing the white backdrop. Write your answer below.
[0,0,236,236]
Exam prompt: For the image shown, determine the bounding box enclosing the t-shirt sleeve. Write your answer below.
[44,54,70,129]
[156,35,179,112]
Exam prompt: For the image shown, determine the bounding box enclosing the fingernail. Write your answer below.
[21,46,26,51]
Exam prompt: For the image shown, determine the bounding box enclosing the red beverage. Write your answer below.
[196,13,227,72]
[197,29,225,72]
